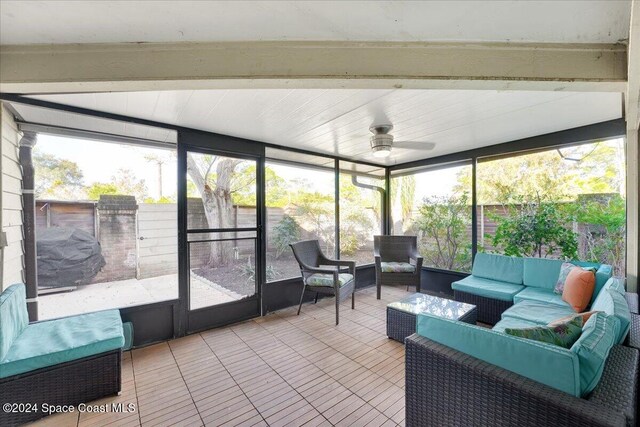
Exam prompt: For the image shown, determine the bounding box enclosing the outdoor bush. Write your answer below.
[490,194,578,259]
[415,193,472,271]
[568,194,626,275]
[340,210,375,256]
[272,215,301,259]
[237,257,279,282]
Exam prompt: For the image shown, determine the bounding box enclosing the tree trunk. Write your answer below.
[186,154,240,267]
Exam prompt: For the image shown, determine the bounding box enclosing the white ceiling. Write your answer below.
[25,89,622,165]
[0,1,631,45]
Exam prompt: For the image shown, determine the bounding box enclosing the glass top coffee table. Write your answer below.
[386,293,477,343]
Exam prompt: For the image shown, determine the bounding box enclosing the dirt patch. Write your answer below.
[193,250,374,295]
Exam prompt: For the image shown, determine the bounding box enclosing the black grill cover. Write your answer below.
[37,227,106,288]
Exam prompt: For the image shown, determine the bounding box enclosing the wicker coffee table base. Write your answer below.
[387,305,478,343]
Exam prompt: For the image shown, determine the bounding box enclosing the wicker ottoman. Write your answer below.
[386,293,477,343]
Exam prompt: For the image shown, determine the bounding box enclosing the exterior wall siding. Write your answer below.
[0,103,24,291]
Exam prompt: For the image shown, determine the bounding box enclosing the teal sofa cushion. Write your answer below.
[416,313,581,396]
[602,276,625,295]
[523,258,565,290]
[523,259,610,299]
[0,309,124,378]
[0,284,29,361]
[570,312,619,395]
[501,300,577,325]
[513,287,570,307]
[591,286,631,344]
[452,276,524,302]
[493,317,543,333]
[471,253,524,285]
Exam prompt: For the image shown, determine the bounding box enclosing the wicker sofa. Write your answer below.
[452,253,613,324]
[0,284,125,426]
[406,272,637,427]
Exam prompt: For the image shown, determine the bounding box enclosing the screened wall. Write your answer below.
[390,162,473,273]
[389,137,627,277]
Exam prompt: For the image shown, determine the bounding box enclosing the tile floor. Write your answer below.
[28,285,413,427]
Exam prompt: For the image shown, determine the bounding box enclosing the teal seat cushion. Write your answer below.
[0,284,29,361]
[523,258,565,290]
[570,312,619,395]
[591,287,631,344]
[501,300,577,324]
[306,273,353,287]
[122,321,134,351]
[471,253,523,285]
[0,309,124,378]
[513,287,570,307]
[492,317,541,333]
[416,313,581,396]
[452,276,524,302]
[380,262,415,273]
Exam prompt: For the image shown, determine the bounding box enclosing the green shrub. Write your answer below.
[272,215,301,259]
[237,257,279,282]
[491,195,578,259]
[415,193,472,272]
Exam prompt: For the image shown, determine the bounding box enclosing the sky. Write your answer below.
[38,134,178,199]
[36,134,337,200]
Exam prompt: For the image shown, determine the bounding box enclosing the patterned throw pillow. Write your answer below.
[554,262,576,294]
[555,263,596,294]
[548,311,600,327]
[504,316,583,349]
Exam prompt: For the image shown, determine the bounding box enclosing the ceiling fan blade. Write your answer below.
[394,141,436,150]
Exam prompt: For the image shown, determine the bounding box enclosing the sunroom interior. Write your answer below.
[1,1,639,426]
[0,87,631,341]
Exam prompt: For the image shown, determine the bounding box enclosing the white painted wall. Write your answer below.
[0,103,24,291]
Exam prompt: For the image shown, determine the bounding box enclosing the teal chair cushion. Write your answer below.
[570,312,619,395]
[0,284,29,361]
[591,287,631,344]
[492,317,541,333]
[380,262,415,273]
[452,276,524,302]
[471,253,524,285]
[0,309,124,378]
[501,300,577,324]
[306,273,353,287]
[523,258,565,290]
[416,313,581,396]
[513,287,570,307]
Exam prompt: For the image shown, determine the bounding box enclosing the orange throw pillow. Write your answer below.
[562,268,596,312]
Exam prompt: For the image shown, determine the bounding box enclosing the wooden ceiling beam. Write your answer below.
[0,41,628,94]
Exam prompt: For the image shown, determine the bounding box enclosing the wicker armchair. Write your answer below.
[290,240,356,325]
[374,235,423,299]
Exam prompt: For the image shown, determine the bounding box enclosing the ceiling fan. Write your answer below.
[368,123,436,159]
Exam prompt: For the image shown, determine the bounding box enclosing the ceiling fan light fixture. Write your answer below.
[370,132,393,158]
[371,146,391,158]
